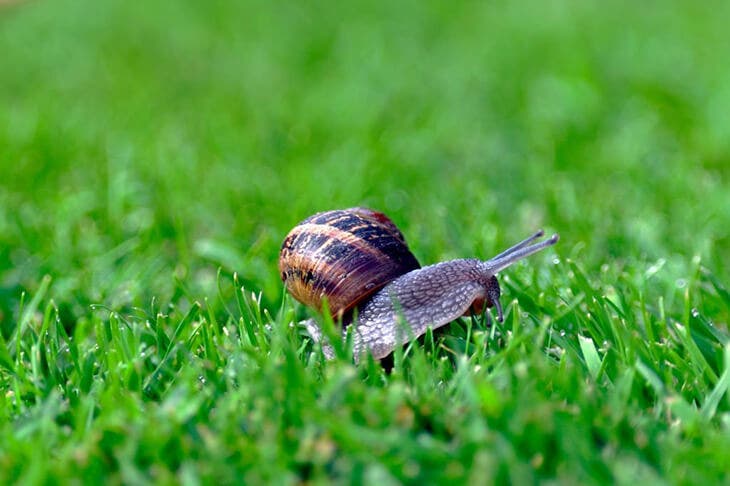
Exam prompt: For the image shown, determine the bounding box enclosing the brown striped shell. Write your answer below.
[279,207,421,318]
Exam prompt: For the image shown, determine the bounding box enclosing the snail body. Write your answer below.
[280,208,558,360]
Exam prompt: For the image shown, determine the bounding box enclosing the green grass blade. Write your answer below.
[578,334,602,380]
[11,275,52,351]
[0,331,15,373]
[701,343,730,421]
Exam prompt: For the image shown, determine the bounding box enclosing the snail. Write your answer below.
[279,207,558,360]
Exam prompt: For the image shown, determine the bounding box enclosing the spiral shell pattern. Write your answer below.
[279,208,420,317]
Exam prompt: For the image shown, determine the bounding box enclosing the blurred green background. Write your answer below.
[1,0,730,481]
[2,0,728,326]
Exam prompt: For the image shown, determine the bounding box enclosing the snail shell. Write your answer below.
[279,207,421,318]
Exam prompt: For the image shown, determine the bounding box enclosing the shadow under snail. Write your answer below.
[279,207,559,360]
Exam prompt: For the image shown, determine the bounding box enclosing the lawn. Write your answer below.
[1,0,730,483]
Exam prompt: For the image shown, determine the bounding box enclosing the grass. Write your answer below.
[2,0,730,483]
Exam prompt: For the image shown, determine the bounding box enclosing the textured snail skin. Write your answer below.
[351,259,495,359]
[302,260,496,360]
[306,233,559,361]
